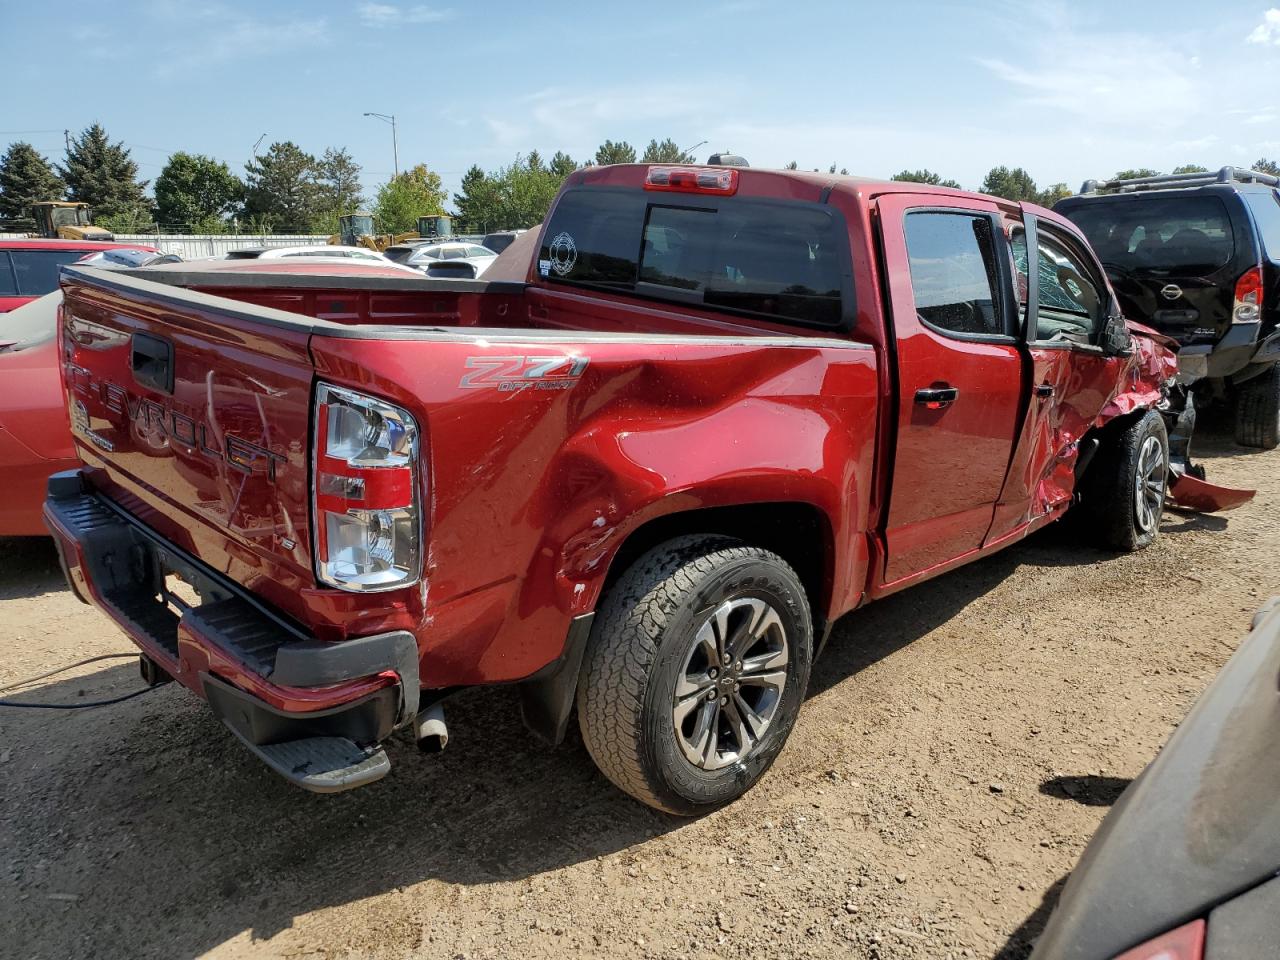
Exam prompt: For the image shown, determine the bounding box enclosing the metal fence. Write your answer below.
[113,234,333,259]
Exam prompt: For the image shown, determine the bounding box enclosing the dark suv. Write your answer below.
[1055,167,1280,448]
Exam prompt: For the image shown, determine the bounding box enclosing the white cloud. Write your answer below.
[357,2,452,27]
[144,3,330,73]
[1247,8,1280,45]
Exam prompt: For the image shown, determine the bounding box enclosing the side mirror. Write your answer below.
[1101,311,1133,356]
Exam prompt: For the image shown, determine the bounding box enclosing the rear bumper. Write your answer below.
[43,469,420,791]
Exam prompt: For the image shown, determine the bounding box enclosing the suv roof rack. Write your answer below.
[1079,166,1280,196]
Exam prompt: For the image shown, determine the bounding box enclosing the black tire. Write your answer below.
[1079,409,1169,552]
[577,536,813,815]
[1234,365,1280,450]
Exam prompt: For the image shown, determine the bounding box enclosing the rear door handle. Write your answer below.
[914,386,959,409]
[1035,383,1055,399]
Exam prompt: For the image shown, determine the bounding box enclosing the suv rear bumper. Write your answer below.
[42,469,420,792]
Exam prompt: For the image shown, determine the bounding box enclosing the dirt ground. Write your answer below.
[2,421,1275,960]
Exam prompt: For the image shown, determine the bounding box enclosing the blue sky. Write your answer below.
[6,0,1280,205]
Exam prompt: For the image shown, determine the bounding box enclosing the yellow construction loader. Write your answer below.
[31,202,114,241]
[328,212,453,252]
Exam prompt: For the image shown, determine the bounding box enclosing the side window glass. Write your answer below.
[903,211,1005,337]
[1033,232,1104,343]
[0,253,15,296]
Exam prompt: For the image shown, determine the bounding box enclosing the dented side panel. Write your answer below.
[310,332,880,687]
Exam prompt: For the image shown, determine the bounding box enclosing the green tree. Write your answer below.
[784,161,799,170]
[95,208,157,234]
[891,168,962,189]
[549,151,578,179]
[594,139,637,165]
[1036,182,1072,207]
[641,138,694,163]
[316,147,364,215]
[154,152,242,229]
[60,123,150,221]
[1112,168,1160,181]
[243,141,320,233]
[1253,158,1280,176]
[453,164,500,232]
[980,166,1039,202]
[0,142,65,221]
[1173,164,1209,174]
[373,163,446,234]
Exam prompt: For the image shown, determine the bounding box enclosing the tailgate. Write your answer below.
[59,265,317,594]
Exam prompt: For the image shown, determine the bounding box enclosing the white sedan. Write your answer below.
[385,241,499,277]
[224,244,395,265]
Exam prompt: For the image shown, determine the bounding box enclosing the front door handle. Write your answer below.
[914,386,959,409]
[1034,383,1055,399]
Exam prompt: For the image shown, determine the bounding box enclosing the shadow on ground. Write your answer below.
[0,536,67,600]
[994,875,1068,960]
[0,517,1203,958]
[1040,774,1133,807]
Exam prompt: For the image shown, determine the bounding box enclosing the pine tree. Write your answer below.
[641,139,693,163]
[0,142,65,220]
[242,141,320,233]
[315,147,364,223]
[549,151,578,179]
[59,123,149,221]
[594,140,637,165]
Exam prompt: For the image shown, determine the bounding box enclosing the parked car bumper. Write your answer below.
[42,469,421,792]
[0,430,77,535]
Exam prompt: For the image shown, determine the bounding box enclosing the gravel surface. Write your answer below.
[1,423,1274,960]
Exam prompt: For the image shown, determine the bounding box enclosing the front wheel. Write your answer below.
[577,536,813,815]
[1079,409,1169,552]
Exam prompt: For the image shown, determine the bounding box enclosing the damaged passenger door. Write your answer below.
[987,209,1121,542]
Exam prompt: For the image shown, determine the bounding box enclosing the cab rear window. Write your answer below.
[1063,196,1235,274]
[11,249,89,296]
[539,187,848,328]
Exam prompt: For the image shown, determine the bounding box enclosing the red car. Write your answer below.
[44,165,1248,811]
[0,238,158,313]
[0,295,77,535]
[0,246,165,535]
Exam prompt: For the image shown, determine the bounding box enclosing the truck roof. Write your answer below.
[570,163,1051,219]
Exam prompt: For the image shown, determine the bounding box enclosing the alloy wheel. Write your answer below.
[672,597,789,771]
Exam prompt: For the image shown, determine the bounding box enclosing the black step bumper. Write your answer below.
[43,470,420,793]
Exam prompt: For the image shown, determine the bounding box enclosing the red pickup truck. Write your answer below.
[46,165,1199,813]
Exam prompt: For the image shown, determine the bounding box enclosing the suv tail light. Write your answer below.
[313,383,421,592]
[1233,266,1263,323]
[645,165,739,196]
[1113,919,1205,960]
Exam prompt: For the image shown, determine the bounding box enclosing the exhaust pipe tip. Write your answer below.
[415,703,448,754]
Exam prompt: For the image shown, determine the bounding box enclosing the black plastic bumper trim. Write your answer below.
[274,632,419,725]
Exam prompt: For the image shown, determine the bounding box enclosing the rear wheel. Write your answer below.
[577,536,813,815]
[1080,409,1169,552]
[1234,365,1280,450]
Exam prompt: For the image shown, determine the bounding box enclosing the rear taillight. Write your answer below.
[1233,266,1263,323]
[313,383,421,593]
[1113,919,1205,960]
[644,165,739,195]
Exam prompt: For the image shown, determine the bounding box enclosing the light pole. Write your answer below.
[363,112,399,179]
[681,140,708,161]
[251,133,267,158]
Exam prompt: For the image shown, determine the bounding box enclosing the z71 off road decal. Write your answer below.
[459,355,590,392]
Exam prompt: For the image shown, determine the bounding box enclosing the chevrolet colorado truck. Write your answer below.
[45,165,1205,814]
